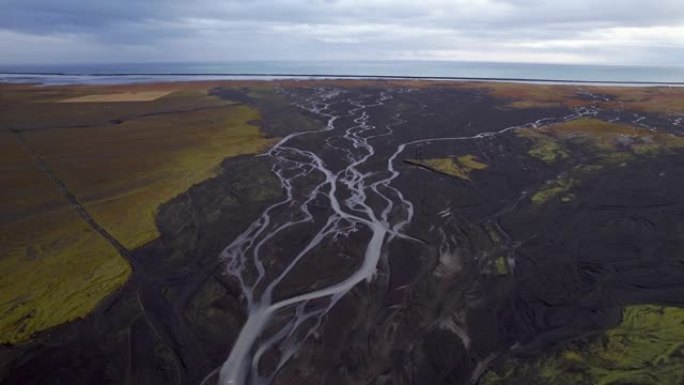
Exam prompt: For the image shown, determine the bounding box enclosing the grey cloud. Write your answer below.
[1,0,684,64]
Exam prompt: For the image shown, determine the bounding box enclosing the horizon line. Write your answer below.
[2,72,684,86]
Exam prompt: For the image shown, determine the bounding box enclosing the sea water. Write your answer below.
[1,61,683,85]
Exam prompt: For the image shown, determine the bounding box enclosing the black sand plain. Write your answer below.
[1,80,684,385]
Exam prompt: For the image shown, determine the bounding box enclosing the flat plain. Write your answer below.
[1,79,683,385]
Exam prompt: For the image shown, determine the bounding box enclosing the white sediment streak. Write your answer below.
[218,88,415,385]
[217,87,604,385]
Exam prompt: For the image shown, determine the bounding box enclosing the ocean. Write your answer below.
[1,61,684,85]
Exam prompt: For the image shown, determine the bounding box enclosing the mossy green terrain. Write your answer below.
[596,86,684,116]
[26,99,276,249]
[482,305,684,385]
[491,116,684,385]
[406,154,488,180]
[492,256,508,275]
[0,131,130,344]
[0,84,277,344]
[0,210,130,344]
[545,118,684,153]
[461,82,588,109]
[520,118,684,204]
[530,174,575,204]
[518,129,569,164]
[522,118,684,164]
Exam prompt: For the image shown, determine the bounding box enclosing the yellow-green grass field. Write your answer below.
[482,305,684,385]
[0,83,276,344]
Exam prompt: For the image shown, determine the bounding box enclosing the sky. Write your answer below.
[1,0,684,65]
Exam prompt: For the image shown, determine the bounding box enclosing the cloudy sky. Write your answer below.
[1,0,684,65]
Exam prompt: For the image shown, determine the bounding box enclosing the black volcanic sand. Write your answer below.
[2,83,683,385]
[0,154,284,385]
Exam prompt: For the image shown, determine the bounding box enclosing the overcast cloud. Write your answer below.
[1,0,684,65]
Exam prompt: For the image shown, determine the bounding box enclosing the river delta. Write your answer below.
[1,80,683,385]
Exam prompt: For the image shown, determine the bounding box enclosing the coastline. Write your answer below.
[3,72,684,87]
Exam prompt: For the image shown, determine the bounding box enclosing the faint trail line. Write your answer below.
[11,128,211,383]
[10,129,132,259]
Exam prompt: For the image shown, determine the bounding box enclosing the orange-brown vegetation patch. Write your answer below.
[542,118,639,138]
[461,82,684,116]
[24,99,275,248]
[0,130,130,344]
[521,118,684,162]
[59,90,175,103]
[459,82,588,109]
[519,118,684,204]
[594,86,684,115]
[0,82,276,344]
